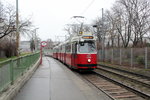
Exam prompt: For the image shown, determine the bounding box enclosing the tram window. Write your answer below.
[62,45,65,53]
[78,42,96,53]
[66,44,71,53]
[72,43,77,53]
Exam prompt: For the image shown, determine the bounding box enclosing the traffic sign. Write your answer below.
[41,41,47,47]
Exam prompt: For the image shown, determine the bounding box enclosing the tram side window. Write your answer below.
[60,46,63,53]
[72,43,77,54]
[66,44,71,53]
[62,45,65,53]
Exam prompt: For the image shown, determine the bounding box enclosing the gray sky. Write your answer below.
[3,0,116,41]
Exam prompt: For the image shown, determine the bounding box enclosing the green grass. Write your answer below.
[0,52,32,62]
[20,52,32,56]
[98,62,150,77]
[0,58,10,62]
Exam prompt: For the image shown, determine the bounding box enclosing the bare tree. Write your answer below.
[0,1,34,57]
[92,0,150,48]
[0,2,33,39]
[131,0,150,47]
[70,24,82,35]
[115,0,150,47]
[45,39,53,49]
[64,24,71,35]
[0,4,16,39]
[64,23,92,38]
[112,1,133,47]
[92,18,103,42]
[93,12,115,48]
[105,10,120,47]
[19,18,33,37]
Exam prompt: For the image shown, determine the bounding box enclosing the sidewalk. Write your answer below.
[14,57,111,100]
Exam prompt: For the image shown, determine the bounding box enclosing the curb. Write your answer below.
[0,58,40,100]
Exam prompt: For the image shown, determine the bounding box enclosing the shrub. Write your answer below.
[136,56,145,65]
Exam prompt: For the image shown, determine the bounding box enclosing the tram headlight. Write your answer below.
[88,59,91,63]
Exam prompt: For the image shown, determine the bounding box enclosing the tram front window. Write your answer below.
[78,42,96,53]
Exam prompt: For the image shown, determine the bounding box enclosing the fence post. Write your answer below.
[10,60,14,85]
[111,48,114,64]
[103,48,105,61]
[120,48,122,65]
[20,57,24,76]
[100,50,102,62]
[131,48,133,67]
[105,49,107,62]
[145,47,148,69]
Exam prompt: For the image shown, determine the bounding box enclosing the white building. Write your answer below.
[19,41,31,53]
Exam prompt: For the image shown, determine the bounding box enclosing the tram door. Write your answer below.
[72,43,77,68]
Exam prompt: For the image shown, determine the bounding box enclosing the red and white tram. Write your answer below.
[53,32,97,70]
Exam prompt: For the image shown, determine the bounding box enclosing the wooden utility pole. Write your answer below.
[16,0,19,56]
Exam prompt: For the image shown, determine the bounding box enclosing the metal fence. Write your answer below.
[98,47,150,69]
[43,49,53,56]
[0,52,40,92]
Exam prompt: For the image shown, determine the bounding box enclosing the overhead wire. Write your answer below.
[80,0,96,15]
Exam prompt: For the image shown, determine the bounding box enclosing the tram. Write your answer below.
[53,31,97,70]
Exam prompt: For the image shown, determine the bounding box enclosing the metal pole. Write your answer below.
[10,60,14,85]
[16,0,19,56]
[145,47,148,69]
[101,8,104,61]
[112,48,113,63]
[105,48,107,62]
[35,32,37,51]
[131,48,133,67]
[120,48,122,65]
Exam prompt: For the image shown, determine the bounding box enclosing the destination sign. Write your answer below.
[82,36,93,39]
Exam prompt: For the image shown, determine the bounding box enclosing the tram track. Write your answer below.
[97,67,150,88]
[81,71,145,100]
[96,65,150,99]
[69,65,150,99]
[98,64,150,80]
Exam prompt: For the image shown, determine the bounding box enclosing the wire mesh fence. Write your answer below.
[98,47,150,69]
[147,48,150,69]
[0,60,11,93]
[43,49,53,56]
[0,52,40,93]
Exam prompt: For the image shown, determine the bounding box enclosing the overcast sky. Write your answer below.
[3,0,116,41]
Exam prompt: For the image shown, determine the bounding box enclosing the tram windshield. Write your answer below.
[78,41,96,53]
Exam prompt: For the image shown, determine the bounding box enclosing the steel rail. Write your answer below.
[94,70,150,99]
[98,64,150,80]
[97,67,150,89]
[82,73,116,100]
